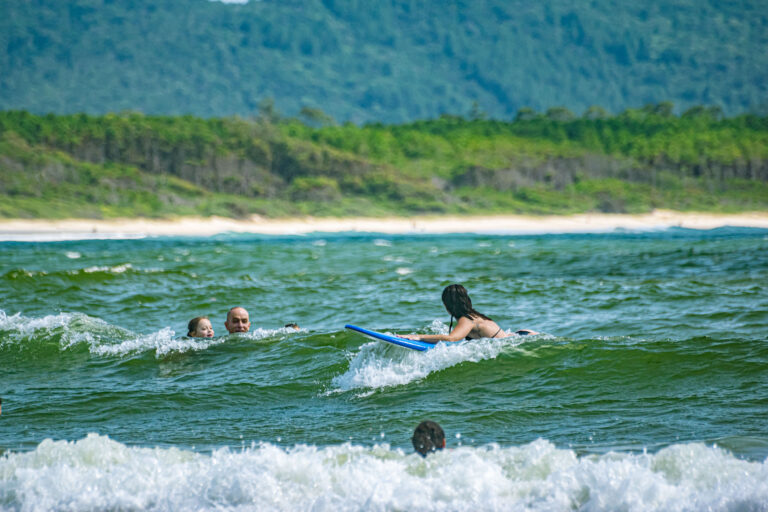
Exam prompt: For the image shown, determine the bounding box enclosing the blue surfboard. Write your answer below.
[345,324,458,351]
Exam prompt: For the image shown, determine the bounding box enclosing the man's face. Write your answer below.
[225,308,251,333]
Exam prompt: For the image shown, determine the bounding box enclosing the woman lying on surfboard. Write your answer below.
[403,284,538,343]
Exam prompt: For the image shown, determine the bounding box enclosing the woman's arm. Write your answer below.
[403,316,474,343]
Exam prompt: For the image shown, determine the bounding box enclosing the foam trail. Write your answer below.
[334,321,527,391]
[1,434,766,511]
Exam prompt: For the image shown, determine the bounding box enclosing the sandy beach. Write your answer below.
[1,210,767,241]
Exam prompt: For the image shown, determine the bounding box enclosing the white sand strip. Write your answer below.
[1,210,767,241]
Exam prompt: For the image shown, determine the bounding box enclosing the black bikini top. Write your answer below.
[466,326,503,341]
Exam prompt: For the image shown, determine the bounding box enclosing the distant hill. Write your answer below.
[1,0,767,123]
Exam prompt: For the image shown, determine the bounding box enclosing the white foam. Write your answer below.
[88,327,226,357]
[91,323,305,357]
[0,310,120,351]
[1,434,766,512]
[4,269,46,277]
[234,326,302,341]
[0,310,223,358]
[333,321,523,392]
[81,263,133,274]
[0,309,74,333]
[382,255,409,263]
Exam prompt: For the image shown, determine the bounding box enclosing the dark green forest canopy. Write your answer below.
[1,108,767,218]
[1,0,767,123]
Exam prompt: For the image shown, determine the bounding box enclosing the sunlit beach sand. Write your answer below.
[1,210,768,241]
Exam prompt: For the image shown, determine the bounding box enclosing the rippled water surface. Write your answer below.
[1,228,767,511]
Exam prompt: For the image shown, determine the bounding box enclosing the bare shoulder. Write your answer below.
[456,316,476,329]
[475,316,505,337]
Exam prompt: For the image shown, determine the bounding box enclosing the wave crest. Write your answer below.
[0,310,243,358]
[1,434,766,511]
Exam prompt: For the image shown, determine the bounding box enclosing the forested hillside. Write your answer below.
[1,0,767,123]
[1,107,767,218]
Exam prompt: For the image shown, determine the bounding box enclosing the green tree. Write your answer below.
[299,106,335,127]
[546,107,576,122]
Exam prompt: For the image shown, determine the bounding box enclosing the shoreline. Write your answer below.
[1,210,768,241]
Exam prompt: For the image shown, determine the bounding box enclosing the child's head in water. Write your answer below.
[188,317,214,338]
[412,420,446,457]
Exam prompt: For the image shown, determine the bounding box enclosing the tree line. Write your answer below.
[0,105,766,218]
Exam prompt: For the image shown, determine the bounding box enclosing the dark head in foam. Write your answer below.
[412,420,446,457]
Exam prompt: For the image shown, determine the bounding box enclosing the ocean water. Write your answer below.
[1,227,767,511]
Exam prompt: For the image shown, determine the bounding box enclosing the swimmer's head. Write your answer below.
[284,323,300,330]
[188,316,214,338]
[225,307,251,333]
[412,420,445,457]
[442,284,473,318]
[441,284,490,325]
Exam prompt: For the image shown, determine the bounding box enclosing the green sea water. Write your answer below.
[1,228,767,511]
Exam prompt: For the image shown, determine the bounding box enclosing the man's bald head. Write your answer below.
[225,307,251,333]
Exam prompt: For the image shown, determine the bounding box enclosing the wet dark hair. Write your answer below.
[441,284,491,330]
[187,316,209,336]
[412,420,445,457]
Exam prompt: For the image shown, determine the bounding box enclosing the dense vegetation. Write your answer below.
[1,0,767,123]
[1,106,767,219]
